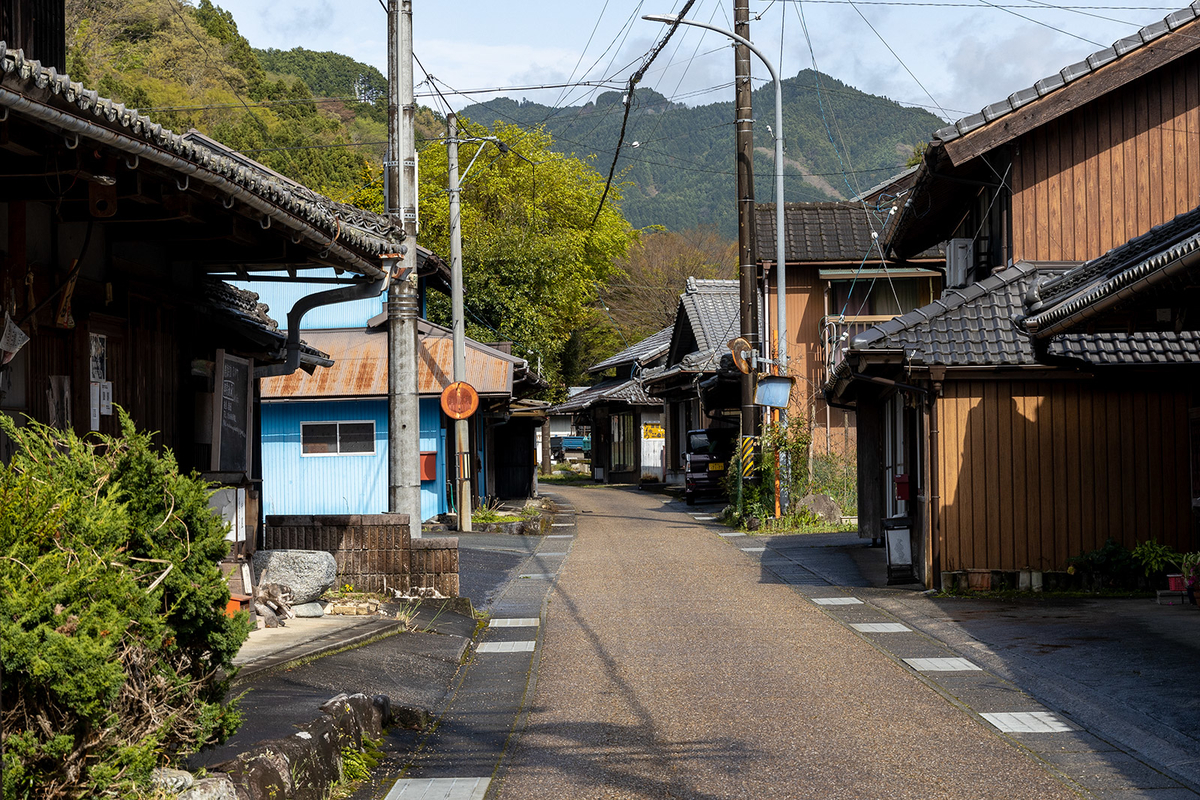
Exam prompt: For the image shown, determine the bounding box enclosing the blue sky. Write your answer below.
[215,0,1183,123]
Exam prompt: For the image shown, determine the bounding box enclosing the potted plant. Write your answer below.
[1131,540,1187,591]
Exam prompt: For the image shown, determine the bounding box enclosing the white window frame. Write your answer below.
[300,420,377,457]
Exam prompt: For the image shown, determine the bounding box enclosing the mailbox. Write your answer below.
[894,473,910,502]
[419,452,437,481]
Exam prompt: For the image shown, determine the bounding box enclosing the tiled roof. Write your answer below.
[933,3,1200,144]
[0,44,402,275]
[679,278,741,352]
[1022,204,1200,335]
[547,376,658,414]
[203,279,330,364]
[589,326,673,373]
[756,203,944,263]
[847,262,1200,368]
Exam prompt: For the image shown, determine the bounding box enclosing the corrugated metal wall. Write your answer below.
[935,379,1193,572]
[261,397,446,520]
[1011,51,1200,263]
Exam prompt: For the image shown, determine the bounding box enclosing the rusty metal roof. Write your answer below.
[261,328,515,399]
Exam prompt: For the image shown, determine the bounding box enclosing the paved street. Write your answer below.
[487,485,1072,799]
[371,485,1199,800]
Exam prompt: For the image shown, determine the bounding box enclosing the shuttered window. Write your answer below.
[301,421,376,456]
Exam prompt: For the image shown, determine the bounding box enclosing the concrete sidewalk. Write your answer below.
[690,504,1200,798]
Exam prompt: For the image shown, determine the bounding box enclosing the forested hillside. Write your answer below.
[462,74,944,237]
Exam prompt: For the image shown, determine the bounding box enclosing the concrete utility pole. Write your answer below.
[446,113,472,531]
[733,0,761,454]
[387,0,423,534]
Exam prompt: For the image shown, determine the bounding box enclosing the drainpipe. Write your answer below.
[255,263,397,378]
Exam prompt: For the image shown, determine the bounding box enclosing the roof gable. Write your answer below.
[756,202,943,264]
[935,3,1200,166]
[589,326,673,373]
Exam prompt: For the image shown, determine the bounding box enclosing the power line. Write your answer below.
[591,0,701,227]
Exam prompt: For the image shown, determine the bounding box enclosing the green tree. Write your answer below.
[331,121,637,395]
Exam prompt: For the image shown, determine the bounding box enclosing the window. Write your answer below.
[610,413,636,472]
[301,421,376,456]
[831,278,921,318]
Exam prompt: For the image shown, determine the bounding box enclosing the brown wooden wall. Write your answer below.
[936,378,1194,572]
[1010,50,1200,262]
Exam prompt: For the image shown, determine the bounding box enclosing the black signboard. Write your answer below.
[212,351,252,473]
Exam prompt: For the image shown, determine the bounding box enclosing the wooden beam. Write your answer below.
[944,20,1200,167]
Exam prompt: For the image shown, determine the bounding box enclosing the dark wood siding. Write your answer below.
[1010,51,1200,262]
[936,379,1193,572]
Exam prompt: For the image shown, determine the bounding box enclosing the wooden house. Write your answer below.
[755,201,943,455]
[829,3,1200,585]
[886,3,1200,270]
[550,326,671,484]
[0,43,412,555]
[642,278,745,484]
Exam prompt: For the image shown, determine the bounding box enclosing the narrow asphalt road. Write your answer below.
[490,485,1078,800]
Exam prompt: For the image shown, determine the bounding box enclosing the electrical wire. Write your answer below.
[591,0,701,227]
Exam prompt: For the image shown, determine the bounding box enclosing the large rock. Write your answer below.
[252,550,337,605]
[799,493,842,523]
[177,775,239,800]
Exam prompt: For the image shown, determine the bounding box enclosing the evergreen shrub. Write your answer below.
[1,412,249,799]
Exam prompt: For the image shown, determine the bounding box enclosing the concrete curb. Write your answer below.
[210,692,428,800]
[231,618,406,687]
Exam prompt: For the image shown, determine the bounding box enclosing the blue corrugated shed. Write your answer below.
[261,397,447,520]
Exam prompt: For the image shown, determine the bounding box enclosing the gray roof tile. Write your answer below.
[589,326,673,373]
[935,4,1200,144]
[851,260,1200,367]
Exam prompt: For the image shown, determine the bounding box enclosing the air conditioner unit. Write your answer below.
[946,238,973,288]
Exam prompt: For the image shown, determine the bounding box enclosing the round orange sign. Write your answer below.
[440,381,479,420]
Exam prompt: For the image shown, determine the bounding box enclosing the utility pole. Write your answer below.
[387,0,423,535]
[734,0,760,487]
[446,113,472,531]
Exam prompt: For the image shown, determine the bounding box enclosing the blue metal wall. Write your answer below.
[261,398,447,521]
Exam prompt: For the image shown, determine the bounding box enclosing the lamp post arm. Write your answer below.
[643,14,789,385]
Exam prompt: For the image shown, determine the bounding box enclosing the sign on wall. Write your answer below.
[212,350,253,473]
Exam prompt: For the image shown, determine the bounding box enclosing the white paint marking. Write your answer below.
[692,515,717,521]
[981,712,1072,733]
[904,657,982,672]
[384,776,491,799]
[812,597,863,606]
[550,523,574,527]
[519,574,554,580]
[742,547,766,553]
[477,641,537,653]
[535,552,567,556]
[489,618,539,628]
[719,532,746,537]
[852,623,911,633]
[546,534,574,539]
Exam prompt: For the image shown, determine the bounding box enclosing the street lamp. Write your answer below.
[643,14,789,398]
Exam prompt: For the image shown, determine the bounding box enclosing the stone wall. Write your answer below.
[263,514,458,596]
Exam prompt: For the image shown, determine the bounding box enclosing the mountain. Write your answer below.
[460,72,944,238]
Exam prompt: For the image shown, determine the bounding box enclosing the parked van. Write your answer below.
[684,427,736,505]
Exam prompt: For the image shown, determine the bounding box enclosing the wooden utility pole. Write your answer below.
[734,0,760,448]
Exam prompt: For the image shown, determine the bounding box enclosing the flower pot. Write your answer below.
[1167,574,1186,592]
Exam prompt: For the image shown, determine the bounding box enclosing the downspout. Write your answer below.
[255,267,396,378]
[922,390,939,590]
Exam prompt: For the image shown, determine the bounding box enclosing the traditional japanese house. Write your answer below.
[0,44,407,556]
[642,278,745,484]
[755,200,943,456]
[828,3,1200,586]
[549,326,671,484]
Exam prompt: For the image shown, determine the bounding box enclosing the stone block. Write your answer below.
[292,602,325,618]
[253,550,337,605]
[798,493,842,522]
[177,775,239,800]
